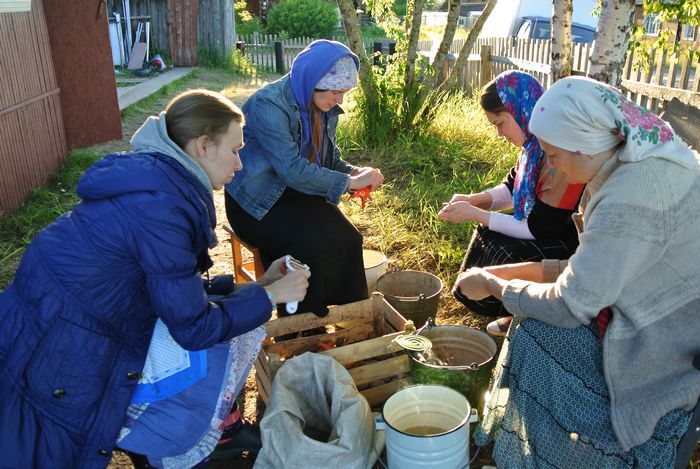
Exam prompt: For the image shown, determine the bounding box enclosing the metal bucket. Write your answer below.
[408,321,497,413]
[375,384,478,469]
[375,271,443,327]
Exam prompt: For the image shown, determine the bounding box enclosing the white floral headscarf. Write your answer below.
[315,55,358,91]
[529,76,699,170]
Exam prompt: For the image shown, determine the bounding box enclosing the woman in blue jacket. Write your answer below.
[225,40,384,318]
[0,89,309,468]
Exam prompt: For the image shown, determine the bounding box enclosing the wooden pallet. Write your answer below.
[255,293,413,410]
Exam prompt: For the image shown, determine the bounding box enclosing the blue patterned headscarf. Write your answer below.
[495,71,544,220]
[290,40,359,163]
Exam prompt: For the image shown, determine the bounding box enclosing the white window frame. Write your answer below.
[643,14,661,37]
[682,24,697,41]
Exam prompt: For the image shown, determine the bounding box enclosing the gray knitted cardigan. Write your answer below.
[502,154,700,450]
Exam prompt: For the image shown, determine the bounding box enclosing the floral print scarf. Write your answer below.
[529,76,698,170]
[496,71,545,220]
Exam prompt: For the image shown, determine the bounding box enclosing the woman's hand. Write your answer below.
[264,270,310,304]
[437,201,489,225]
[349,167,384,190]
[256,256,288,286]
[454,268,505,301]
[445,192,492,209]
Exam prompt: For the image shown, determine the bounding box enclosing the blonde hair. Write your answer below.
[165,89,244,150]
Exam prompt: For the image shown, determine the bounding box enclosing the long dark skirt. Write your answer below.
[454,225,578,317]
[473,319,691,468]
[225,189,368,317]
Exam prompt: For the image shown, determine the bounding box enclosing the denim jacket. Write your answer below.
[225,75,357,220]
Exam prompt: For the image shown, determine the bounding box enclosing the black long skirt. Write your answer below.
[225,188,368,317]
[453,225,578,317]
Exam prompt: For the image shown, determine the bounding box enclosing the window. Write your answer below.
[516,22,531,39]
[0,0,31,12]
[682,24,697,41]
[643,14,661,36]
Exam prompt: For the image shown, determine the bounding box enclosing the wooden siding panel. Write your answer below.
[0,0,66,214]
[168,0,198,66]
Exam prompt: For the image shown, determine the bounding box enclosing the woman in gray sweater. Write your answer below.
[458,76,700,468]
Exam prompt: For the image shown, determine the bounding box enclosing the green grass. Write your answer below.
[337,87,515,322]
[0,149,102,286]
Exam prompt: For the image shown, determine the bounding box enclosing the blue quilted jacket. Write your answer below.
[0,151,271,468]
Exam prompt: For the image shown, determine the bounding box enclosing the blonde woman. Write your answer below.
[0,90,309,467]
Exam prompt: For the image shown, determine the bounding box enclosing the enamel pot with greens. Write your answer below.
[408,320,498,413]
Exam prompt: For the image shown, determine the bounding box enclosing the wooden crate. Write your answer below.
[254,292,414,409]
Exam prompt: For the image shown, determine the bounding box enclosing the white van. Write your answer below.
[478,0,598,40]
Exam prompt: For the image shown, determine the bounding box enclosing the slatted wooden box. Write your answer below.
[254,292,414,409]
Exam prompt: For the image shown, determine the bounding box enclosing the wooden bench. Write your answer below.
[659,97,700,151]
[222,224,265,283]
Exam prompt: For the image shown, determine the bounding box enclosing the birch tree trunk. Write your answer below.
[406,0,461,125]
[404,0,424,93]
[550,0,573,82]
[438,0,498,92]
[337,0,376,100]
[588,0,636,86]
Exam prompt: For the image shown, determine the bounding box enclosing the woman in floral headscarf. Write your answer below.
[225,40,384,319]
[439,71,585,335]
[458,75,700,468]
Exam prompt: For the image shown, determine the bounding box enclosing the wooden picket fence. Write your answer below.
[236,33,382,73]
[235,33,699,114]
[236,33,357,72]
[434,36,700,114]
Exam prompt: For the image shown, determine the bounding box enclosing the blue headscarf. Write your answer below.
[290,40,359,163]
[495,71,544,220]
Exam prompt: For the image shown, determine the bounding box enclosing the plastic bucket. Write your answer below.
[375,271,443,327]
[375,384,478,469]
[363,249,388,292]
[408,324,497,413]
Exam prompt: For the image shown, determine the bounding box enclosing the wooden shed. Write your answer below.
[0,0,122,214]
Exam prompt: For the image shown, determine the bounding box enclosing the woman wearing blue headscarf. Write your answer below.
[438,71,585,335]
[225,40,383,319]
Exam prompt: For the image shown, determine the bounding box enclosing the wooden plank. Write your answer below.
[382,296,408,333]
[678,54,691,90]
[262,298,374,337]
[620,80,700,108]
[361,377,413,408]
[348,355,410,386]
[255,375,270,404]
[666,52,678,88]
[255,361,273,397]
[371,292,386,337]
[319,331,403,364]
[265,323,375,358]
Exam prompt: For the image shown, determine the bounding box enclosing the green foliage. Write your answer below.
[228,50,258,76]
[629,0,700,68]
[191,42,259,75]
[392,0,407,17]
[360,23,389,43]
[198,41,231,68]
[266,0,338,38]
[234,0,264,36]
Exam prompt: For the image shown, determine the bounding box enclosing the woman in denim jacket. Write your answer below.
[225,40,384,317]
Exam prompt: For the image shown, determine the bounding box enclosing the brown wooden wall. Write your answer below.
[115,0,235,66]
[168,0,199,66]
[0,0,67,215]
[43,0,122,150]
